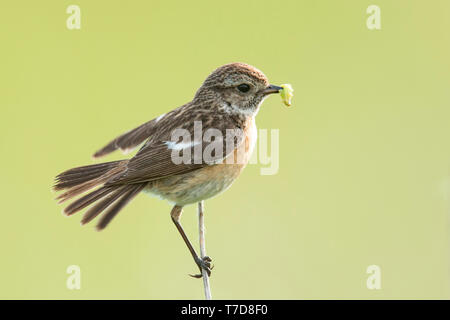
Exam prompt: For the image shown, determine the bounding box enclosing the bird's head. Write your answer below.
[195,63,282,116]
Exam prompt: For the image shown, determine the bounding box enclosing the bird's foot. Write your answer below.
[190,256,213,278]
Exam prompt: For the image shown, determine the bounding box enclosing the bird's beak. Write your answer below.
[263,84,283,95]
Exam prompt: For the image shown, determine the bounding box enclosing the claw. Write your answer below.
[190,256,213,278]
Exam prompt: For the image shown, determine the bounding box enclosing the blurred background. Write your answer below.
[0,0,449,299]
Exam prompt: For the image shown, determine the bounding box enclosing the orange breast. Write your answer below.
[147,117,258,206]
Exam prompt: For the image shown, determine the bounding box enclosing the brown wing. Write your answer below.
[92,103,189,158]
[92,119,158,158]
[105,118,246,185]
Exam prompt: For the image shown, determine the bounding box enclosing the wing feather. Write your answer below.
[106,118,246,185]
[92,119,157,158]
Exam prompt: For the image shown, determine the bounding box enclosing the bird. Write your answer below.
[53,62,284,278]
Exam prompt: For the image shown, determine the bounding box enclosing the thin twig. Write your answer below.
[198,201,212,300]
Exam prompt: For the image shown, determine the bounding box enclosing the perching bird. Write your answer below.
[53,63,285,277]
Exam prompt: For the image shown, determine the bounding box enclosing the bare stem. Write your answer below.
[198,201,212,300]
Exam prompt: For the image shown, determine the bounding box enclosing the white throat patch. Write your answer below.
[221,99,265,117]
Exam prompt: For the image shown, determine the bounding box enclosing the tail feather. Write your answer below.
[55,171,114,190]
[96,184,146,230]
[54,159,146,229]
[63,186,114,216]
[55,162,127,203]
[81,185,130,225]
[54,161,123,191]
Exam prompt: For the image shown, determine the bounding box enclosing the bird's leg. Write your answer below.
[170,205,212,278]
[197,201,212,300]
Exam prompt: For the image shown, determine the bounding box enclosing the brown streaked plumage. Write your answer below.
[53,62,284,277]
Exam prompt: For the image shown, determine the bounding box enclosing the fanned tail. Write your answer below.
[53,160,147,230]
[96,184,146,230]
[54,161,124,191]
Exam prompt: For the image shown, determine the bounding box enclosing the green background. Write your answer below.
[1,0,449,299]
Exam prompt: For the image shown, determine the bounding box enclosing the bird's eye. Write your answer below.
[237,84,251,93]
